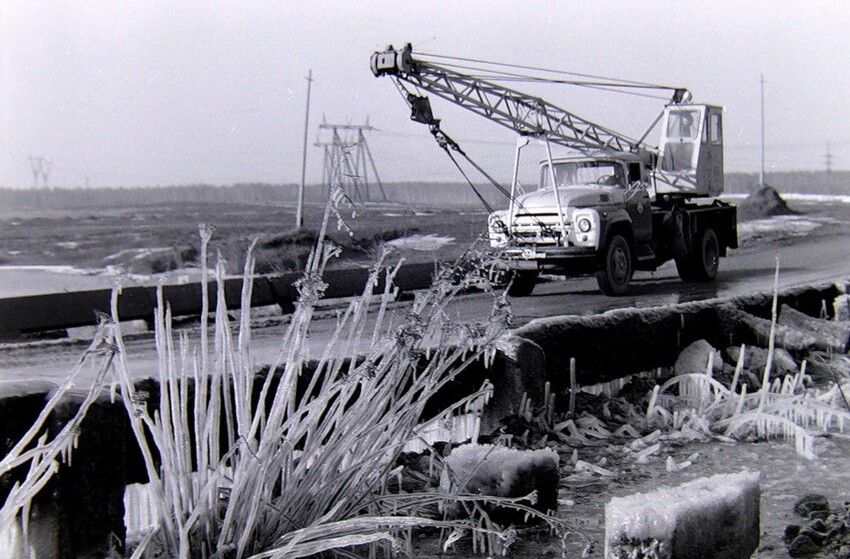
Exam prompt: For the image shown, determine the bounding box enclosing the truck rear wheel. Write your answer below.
[506,270,538,297]
[676,227,719,282]
[596,234,633,296]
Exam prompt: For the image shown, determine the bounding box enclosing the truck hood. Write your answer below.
[517,186,621,210]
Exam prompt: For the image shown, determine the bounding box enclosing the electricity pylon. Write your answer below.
[315,119,387,203]
[28,156,52,189]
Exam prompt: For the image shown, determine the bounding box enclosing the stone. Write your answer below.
[441,443,559,522]
[674,340,722,376]
[725,345,798,378]
[835,294,850,322]
[784,524,801,542]
[794,493,830,517]
[788,534,821,556]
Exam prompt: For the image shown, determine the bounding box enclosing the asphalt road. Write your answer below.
[3,200,850,386]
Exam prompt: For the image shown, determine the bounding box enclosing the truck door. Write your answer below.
[625,162,652,245]
[703,107,725,196]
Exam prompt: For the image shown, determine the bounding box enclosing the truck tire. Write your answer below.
[596,234,633,296]
[676,227,719,282]
[506,270,538,297]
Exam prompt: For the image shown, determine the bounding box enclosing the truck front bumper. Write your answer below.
[498,245,598,273]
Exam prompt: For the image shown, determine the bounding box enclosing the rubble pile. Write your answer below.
[385,293,850,558]
[785,493,850,558]
[739,185,797,220]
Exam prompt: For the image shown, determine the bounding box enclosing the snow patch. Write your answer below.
[738,215,838,238]
[0,264,97,275]
[386,234,455,251]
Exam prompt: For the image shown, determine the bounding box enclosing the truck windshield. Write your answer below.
[540,161,625,188]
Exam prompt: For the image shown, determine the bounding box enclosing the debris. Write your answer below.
[634,443,661,464]
[664,455,692,472]
[674,340,722,376]
[738,185,796,220]
[794,493,830,517]
[574,459,616,477]
[441,443,560,519]
[779,304,850,353]
[604,471,760,559]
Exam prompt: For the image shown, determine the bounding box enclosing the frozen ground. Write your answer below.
[2,194,847,299]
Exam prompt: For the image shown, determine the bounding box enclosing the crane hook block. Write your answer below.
[408,94,438,125]
[370,44,416,77]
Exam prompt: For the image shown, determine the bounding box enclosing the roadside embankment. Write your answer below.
[1,278,847,557]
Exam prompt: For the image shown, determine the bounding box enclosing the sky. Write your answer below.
[1,0,848,189]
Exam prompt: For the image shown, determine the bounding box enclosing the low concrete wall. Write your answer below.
[515,280,847,390]
[0,262,435,339]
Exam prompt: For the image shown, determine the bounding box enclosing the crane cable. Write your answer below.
[393,77,562,238]
[428,123,558,237]
[430,126,494,214]
[416,51,682,92]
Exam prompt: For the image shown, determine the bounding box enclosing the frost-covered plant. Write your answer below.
[0,198,578,558]
[645,260,850,459]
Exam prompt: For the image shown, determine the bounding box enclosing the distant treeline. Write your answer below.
[725,171,849,195]
[0,182,503,211]
[1,171,847,211]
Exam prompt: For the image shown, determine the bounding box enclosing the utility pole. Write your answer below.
[759,74,766,188]
[825,143,834,174]
[296,69,313,229]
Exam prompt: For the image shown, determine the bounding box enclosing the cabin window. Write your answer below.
[665,109,699,140]
[709,113,723,144]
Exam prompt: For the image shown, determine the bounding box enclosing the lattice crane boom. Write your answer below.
[371,44,686,158]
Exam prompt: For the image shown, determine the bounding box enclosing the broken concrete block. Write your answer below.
[481,335,546,433]
[726,345,798,378]
[779,304,850,352]
[441,443,559,521]
[674,340,722,376]
[605,470,760,559]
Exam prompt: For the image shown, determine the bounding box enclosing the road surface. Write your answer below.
[2,200,849,385]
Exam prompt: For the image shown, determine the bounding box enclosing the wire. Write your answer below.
[417,51,682,91]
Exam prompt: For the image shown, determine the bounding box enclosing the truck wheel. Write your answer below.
[676,227,719,282]
[596,234,633,296]
[506,270,538,297]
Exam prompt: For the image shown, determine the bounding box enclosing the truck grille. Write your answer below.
[510,213,569,246]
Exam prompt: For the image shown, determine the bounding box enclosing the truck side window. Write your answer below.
[628,163,641,183]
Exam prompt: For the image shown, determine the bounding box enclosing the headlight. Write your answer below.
[571,209,600,248]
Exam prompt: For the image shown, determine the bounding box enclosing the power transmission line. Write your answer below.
[315,119,387,203]
[28,156,52,190]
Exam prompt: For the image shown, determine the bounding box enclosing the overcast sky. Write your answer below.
[1,1,848,189]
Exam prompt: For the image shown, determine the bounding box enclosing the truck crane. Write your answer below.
[371,44,737,296]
